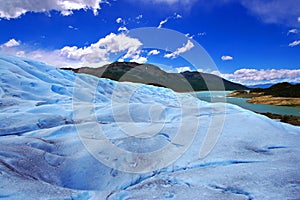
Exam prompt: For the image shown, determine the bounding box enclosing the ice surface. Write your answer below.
[0,54,299,199]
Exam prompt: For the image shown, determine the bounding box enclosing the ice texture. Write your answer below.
[0,55,299,200]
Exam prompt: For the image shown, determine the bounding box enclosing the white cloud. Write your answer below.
[164,40,194,58]
[157,13,182,28]
[238,0,300,26]
[158,18,168,29]
[287,29,299,35]
[298,16,300,22]
[116,17,123,24]
[0,33,143,68]
[221,55,233,61]
[119,49,147,63]
[176,66,191,73]
[130,56,148,63]
[198,32,206,36]
[148,49,160,56]
[148,0,197,5]
[118,26,128,32]
[185,33,194,39]
[0,0,103,19]
[197,68,204,73]
[136,14,143,20]
[288,40,300,47]
[68,25,78,30]
[175,13,182,18]
[219,68,300,85]
[60,33,142,64]
[1,39,20,47]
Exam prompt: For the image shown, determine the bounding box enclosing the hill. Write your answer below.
[251,82,300,97]
[62,62,248,92]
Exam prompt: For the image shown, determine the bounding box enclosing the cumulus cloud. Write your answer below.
[220,68,300,85]
[148,50,160,56]
[0,0,103,19]
[1,39,20,47]
[118,49,148,63]
[129,55,148,63]
[176,66,192,73]
[0,33,144,68]
[0,44,79,68]
[164,40,194,58]
[221,55,233,61]
[60,33,142,64]
[288,40,300,47]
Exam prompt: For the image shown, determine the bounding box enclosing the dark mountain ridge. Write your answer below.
[251,82,300,97]
[62,62,248,92]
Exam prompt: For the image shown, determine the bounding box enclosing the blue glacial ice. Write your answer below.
[0,54,300,200]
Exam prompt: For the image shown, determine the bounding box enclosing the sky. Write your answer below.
[0,0,300,86]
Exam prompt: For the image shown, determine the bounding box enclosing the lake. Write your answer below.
[195,91,300,116]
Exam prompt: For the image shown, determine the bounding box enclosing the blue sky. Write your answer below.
[0,0,300,85]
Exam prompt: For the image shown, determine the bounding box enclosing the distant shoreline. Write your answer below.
[228,91,300,107]
[228,90,300,126]
[247,95,300,108]
[256,112,300,126]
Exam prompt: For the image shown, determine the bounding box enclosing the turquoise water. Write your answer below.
[195,91,300,116]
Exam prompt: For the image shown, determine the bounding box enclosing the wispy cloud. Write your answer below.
[238,0,300,27]
[0,0,104,19]
[198,32,206,36]
[116,17,123,24]
[68,25,78,30]
[136,14,143,20]
[175,14,182,19]
[146,0,198,5]
[164,40,194,58]
[118,26,128,32]
[148,50,160,56]
[221,55,233,61]
[1,39,20,48]
[298,16,300,22]
[158,19,168,29]
[287,29,299,35]
[157,13,182,28]
[220,68,300,85]
[288,40,300,47]
[185,33,194,39]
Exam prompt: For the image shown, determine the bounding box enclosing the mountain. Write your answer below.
[251,82,300,97]
[247,83,275,89]
[1,55,300,199]
[62,62,248,92]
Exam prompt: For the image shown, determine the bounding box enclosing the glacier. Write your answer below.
[0,54,300,200]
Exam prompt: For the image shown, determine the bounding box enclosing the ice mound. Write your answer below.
[0,55,299,200]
